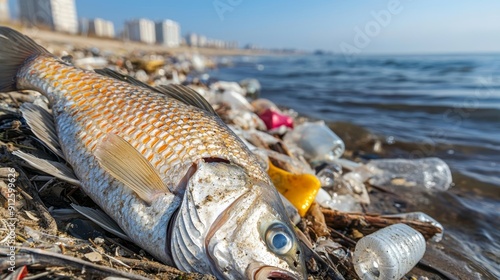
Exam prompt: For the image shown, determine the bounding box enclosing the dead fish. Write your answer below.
[0,27,306,279]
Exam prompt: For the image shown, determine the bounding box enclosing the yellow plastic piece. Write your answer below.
[140,60,165,73]
[267,161,321,217]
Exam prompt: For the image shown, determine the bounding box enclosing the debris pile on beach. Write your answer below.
[1,41,450,280]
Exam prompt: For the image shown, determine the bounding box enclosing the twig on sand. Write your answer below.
[321,209,442,240]
[114,256,215,279]
[0,247,151,280]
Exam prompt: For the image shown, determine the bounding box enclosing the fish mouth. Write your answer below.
[252,265,300,280]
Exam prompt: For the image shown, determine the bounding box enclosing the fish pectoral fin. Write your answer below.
[20,103,65,159]
[95,68,217,115]
[95,133,169,204]
[71,204,131,241]
[12,150,81,186]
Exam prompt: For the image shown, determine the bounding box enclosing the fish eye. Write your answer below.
[265,223,293,255]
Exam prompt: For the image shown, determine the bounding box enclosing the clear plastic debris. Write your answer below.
[366,158,453,191]
[284,121,345,161]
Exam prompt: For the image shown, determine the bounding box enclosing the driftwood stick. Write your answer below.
[0,247,151,280]
[321,209,442,240]
[306,202,330,238]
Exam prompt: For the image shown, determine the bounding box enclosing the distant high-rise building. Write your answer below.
[18,0,78,34]
[186,33,198,47]
[89,18,115,38]
[225,41,238,49]
[155,19,180,47]
[198,36,207,48]
[0,0,9,22]
[126,19,155,44]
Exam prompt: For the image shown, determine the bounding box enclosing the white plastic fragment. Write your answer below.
[315,188,332,205]
[316,187,360,212]
[219,90,254,111]
[319,193,363,212]
[84,251,103,262]
[211,81,244,94]
[353,223,426,280]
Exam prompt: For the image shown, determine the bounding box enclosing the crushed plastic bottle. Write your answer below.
[383,212,444,242]
[313,160,369,209]
[283,121,345,161]
[366,158,453,191]
[353,223,426,280]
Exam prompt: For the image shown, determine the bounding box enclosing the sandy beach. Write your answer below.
[3,22,272,57]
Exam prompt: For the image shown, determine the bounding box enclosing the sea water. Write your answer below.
[209,53,500,278]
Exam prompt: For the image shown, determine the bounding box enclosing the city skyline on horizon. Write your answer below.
[7,0,500,54]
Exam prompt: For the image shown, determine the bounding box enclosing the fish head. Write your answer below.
[183,161,306,280]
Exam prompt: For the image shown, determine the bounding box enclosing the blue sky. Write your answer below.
[9,0,500,54]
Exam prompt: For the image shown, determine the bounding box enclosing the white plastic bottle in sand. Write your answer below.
[352,223,426,280]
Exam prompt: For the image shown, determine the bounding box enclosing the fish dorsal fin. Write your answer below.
[157,84,217,115]
[20,103,65,158]
[95,68,145,86]
[94,133,169,204]
[12,150,81,186]
[95,68,216,115]
[71,204,131,241]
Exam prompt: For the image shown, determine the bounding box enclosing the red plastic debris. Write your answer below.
[258,109,294,130]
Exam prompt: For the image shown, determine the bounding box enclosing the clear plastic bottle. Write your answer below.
[366,157,453,191]
[283,121,345,161]
[353,223,426,280]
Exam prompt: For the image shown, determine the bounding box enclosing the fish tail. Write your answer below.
[0,26,52,92]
